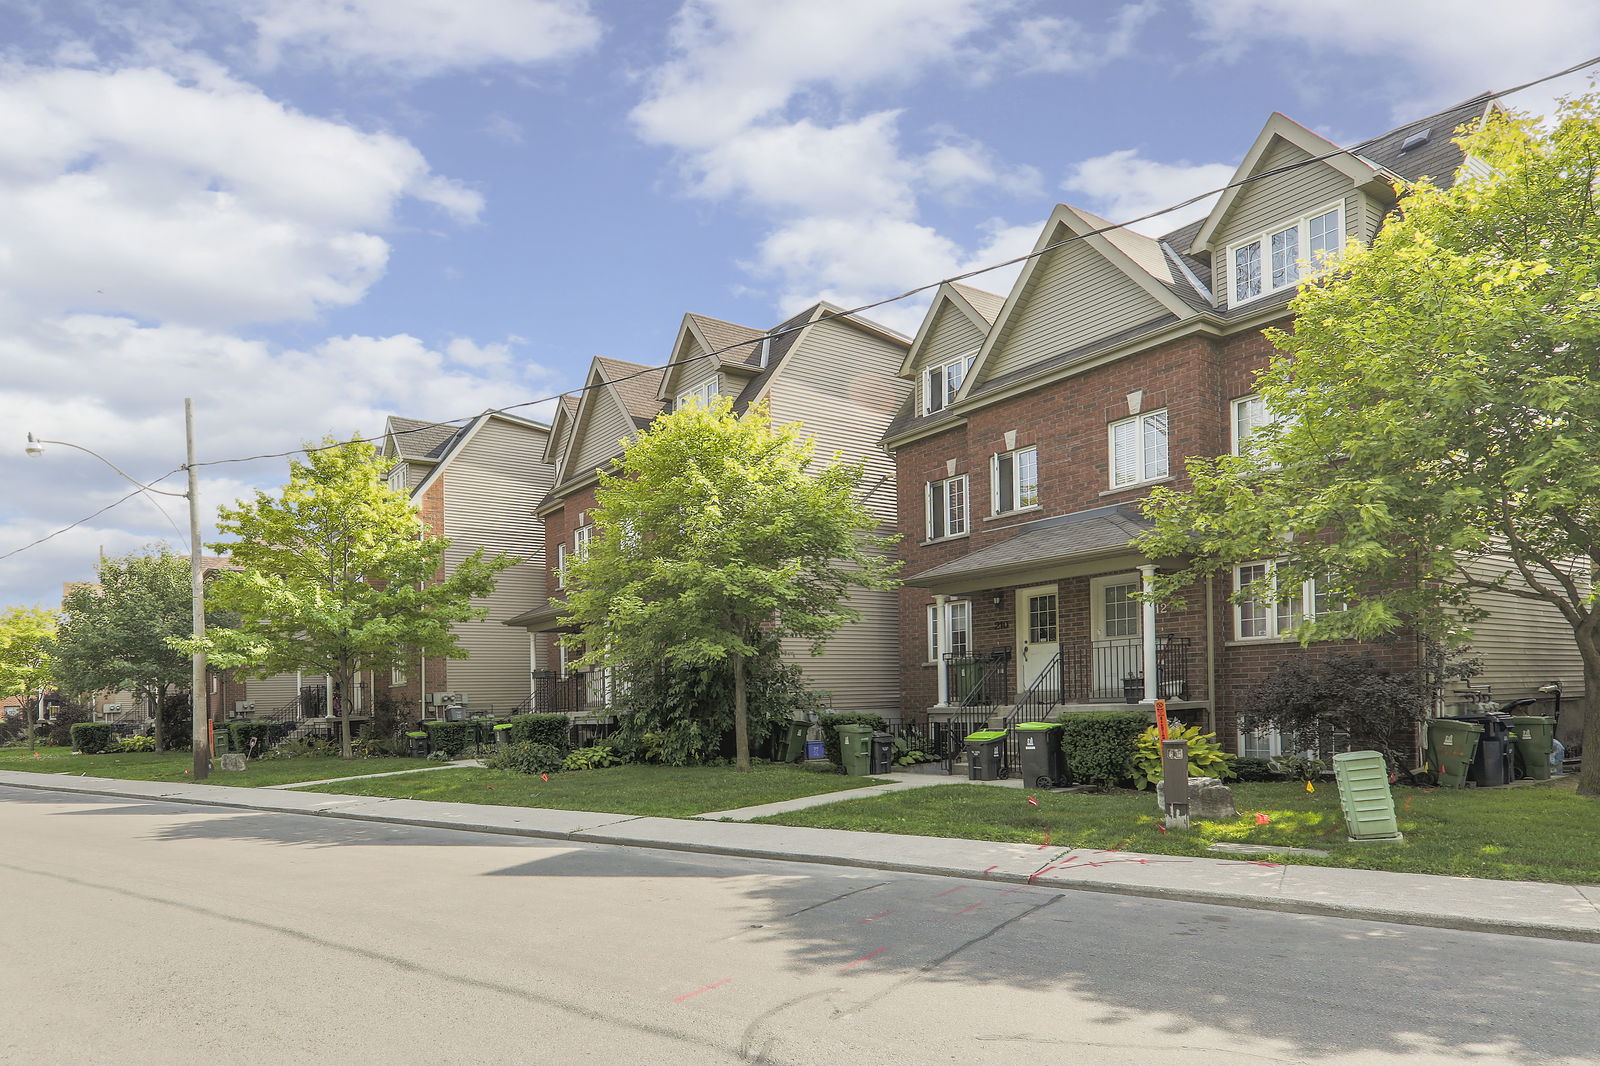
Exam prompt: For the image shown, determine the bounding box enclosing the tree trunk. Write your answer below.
[1577,643,1600,797]
[337,664,353,760]
[151,686,165,752]
[732,649,751,773]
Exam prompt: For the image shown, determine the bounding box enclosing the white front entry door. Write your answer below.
[1090,574,1142,699]
[1015,584,1059,697]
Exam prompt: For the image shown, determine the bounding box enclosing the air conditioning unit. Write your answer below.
[233,701,256,717]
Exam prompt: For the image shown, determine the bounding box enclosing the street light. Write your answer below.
[25,399,211,779]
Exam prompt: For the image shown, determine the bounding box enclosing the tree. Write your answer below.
[1135,94,1600,795]
[0,606,58,742]
[196,437,515,759]
[55,549,193,751]
[561,398,899,771]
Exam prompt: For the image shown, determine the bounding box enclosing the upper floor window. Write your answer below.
[1232,394,1269,455]
[991,446,1039,514]
[573,524,593,561]
[926,475,968,540]
[678,376,718,409]
[1109,409,1168,488]
[554,543,568,589]
[922,354,975,415]
[1234,561,1343,640]
[386,464,407,492]
[1228,203,1343,306]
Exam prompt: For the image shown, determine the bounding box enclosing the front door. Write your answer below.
[1090,574,1142,699]
[1015,584,1059,698]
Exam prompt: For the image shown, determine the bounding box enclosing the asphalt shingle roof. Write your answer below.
[387,416,462,460]
[907,505,1152,587]
[594,356,666,426]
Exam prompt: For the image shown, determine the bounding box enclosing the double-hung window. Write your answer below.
[922,354,975,415]
[677,376,718,409]
[992,446,1039,514]
[1234,561,1342,639]
[926,475,968,539]
[927,600,972,662]
[573,524,593,561]
[1108,409,1168,487]
[1231,394,1269,455]
[1228,203,1343,306]
[386,465,407,492]
[554,543,568,589]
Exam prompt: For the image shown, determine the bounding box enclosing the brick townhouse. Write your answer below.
[886,95,1584,757]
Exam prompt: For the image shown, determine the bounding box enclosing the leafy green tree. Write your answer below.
[195,437,515,759]
[561,398,899,771]
[1136,94,1600,795]
[0,606,58,741]
[55,548,193,751]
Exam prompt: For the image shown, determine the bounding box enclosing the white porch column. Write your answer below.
[933,595,950,707]
[1139,565,1159,705]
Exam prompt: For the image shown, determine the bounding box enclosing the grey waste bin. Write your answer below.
[870,732,895,775]
[1013,721,1068,788]
[1446,713,1513,787]
[964,730,1006,781]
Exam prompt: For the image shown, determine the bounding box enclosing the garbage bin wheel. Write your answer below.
[1034,775,1054,789]
[1412,770,1436,788]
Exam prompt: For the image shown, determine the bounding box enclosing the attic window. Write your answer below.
[1399,129,1432,153]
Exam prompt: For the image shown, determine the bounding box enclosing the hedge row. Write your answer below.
[69,722,113,754]
[508,713,570,750]
[1057,709,1149,787]
[817,712,886,767]
[227,721,296,754]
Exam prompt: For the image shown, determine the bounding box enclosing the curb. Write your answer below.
[4,775,1597,945]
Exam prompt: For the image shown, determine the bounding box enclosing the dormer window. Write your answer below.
[386,464,407,492]
[922,354,975,415]
[1227,203,1343,306]
[678,376,718,409]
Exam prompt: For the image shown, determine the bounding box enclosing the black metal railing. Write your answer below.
[943,650,1011,707]
[530,670,589,714]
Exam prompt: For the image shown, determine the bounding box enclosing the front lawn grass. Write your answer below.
[757,777,1600,884]
[293,763,890,818]
[0,746,427,787]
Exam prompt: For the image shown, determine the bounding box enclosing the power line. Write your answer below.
[7,53,1599,561]
[0,488,147,563]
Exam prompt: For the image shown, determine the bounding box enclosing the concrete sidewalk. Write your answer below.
[4,768,1597,944]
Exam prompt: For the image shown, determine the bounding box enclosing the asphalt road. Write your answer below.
[3,786,1598,1066]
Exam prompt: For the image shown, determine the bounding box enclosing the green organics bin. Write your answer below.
[773,718,809,763]
[1425,718,1483,788]
[1509,715,1555,781]
[1332,750,1402,841]
[835,723,875,776]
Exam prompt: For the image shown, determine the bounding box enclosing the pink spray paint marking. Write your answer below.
[949,903,983,917]
[932,887,962,898]
[860,910,895,923]
[982,865,999,877]
[840,948,887,972]
[673,979,731,1003]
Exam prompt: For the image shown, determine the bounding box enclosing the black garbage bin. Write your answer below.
[1446,713,1514,787]
[964,730,1006,781]
[870,732,895,775]
[1013,721,1069,788]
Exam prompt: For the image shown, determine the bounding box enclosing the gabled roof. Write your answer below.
[385,416,461,461]
[595,356,666,428]
[898,282,1000,376]
[733,303,908,412]
[403,410,550,501]
[542,395,580,466]
[657,313,768,400]
[948,282,1004,324]
[1357,92,1493,188]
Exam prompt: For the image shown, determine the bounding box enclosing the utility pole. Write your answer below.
[186,399,210,780]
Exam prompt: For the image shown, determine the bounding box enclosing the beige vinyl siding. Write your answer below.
[763,317,910,714]
[567,389,634,481]
[1211,138,1359,307]
[983,226,1170,381]
[245,672,300,712]
[441,419,555,714]
[1460,555,1587,703]
[912,302,985,377]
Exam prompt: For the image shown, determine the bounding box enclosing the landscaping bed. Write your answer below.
[0,747,427,787]
[756,777,1600,884]
[293,763,891,818]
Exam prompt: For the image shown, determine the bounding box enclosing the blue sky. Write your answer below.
[1,0,1596,606]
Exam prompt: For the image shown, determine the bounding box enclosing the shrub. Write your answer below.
[46,705,93,748]
[485,741,564,775]
[1130,725,1235,789]
[1058,709,1148,787]
[1274,754,1327,782]
[1230,756,1279,781]
[508,713,570,751]
[259,737,335,760]
[562,744,622,771]
[422,720,475,757]
[111,734,156,753]
[70,722,114,754]
[158,692,192,750]
[817,712,888,767]
[228,721,295,756]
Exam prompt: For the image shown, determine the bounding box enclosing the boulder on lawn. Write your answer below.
[1156,776,1238,820]
[219,753,248,772]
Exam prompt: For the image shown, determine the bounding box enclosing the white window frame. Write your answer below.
[386,464,407,492]
[991,445,1039,515]
[573,524,593,561]
[1231,394,1269,456]
[1226,201,1344,307]
[554,542,568,590]
[1108,408,1168,488]
[1233,561,1342,640]
[921,353,975,415]
[391,666,406,687]
[927,600,972,663]
[1239,720,1352,761]
[925,475,969,540]
[677,375,718,410]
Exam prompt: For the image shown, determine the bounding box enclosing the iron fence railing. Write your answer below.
[530,670,590,714]
[943,650,1011,708]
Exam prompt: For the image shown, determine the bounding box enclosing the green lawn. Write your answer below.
[294,763,890,818]
[0,747,428,787]
[757,778,1600,884]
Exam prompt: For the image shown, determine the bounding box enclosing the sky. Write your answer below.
[1,0,1597,607]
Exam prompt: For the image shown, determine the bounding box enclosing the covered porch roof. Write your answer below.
[906,504,1170,594]
[502,601,572,633]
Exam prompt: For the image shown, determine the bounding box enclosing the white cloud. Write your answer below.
[634,0,1148,322]
[0,63,480,328]
[1063,150,1234,235]
[1189,0,1600,119]
[247,0,602,77]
